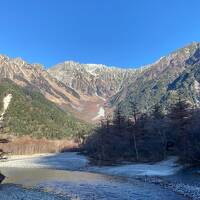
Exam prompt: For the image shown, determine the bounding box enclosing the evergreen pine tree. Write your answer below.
[168,97,192,159]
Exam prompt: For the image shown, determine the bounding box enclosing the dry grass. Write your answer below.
[0,136,78,155]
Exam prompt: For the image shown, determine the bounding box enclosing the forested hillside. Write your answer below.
[0,79,90,139]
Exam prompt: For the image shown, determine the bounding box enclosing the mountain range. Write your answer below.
[0,42,200,137]
[49,42,200,115]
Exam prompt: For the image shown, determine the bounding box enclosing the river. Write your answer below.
[0,153,191,200]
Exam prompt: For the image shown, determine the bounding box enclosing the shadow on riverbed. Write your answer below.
[33,152,88,170]
[166,167,200,186]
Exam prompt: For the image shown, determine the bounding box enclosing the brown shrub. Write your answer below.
[0,136,78,155]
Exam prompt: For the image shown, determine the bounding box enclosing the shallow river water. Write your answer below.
[0,167,188,200]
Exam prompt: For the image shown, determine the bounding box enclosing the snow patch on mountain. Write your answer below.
[0,94,12,121]
[92,105,105,121]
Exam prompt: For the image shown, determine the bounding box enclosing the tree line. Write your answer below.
[83,98,200,165]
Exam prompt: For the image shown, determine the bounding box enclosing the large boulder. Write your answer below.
[0,173,5,183]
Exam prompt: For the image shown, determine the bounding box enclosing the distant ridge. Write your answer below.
[0,42,200,124]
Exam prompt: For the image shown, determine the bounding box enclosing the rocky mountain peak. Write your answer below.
[0,54,10,62]
[166,42,200,61]
[63,60,80,66]
[11,57,26,66]
[48,60,137,98]
[32,63,44,71]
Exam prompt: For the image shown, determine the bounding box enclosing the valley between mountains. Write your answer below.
[0,42,200,141]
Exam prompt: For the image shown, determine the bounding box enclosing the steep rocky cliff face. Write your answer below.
[48,61,139,98]
[0,55,80,107]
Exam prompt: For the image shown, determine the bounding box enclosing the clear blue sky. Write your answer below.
[0,0,200,68]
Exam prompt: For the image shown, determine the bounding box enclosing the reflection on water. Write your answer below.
[2,167,111,186]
